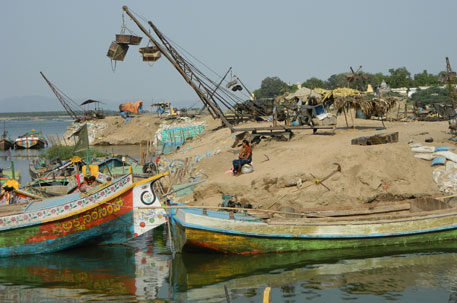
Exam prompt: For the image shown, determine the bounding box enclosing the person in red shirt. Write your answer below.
[232,140,252,176]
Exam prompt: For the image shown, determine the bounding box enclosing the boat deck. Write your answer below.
[0,202,29,217]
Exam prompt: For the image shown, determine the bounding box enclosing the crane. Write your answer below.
[40,72,85,122]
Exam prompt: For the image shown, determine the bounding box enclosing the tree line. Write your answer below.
[253,67,446,100]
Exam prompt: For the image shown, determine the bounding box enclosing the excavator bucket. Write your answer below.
[139,46,161,62]
[115,34,142,45]
[107,41,129,61]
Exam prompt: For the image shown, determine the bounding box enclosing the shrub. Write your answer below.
[42,145,107,161]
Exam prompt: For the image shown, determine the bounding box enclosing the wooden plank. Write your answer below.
[234,126,334,132]
[351,132,399,145]
[305,203,411,217]
[0,202,29,217]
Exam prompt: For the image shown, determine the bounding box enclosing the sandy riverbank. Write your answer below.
[163,116,451,211]
[67,113,454,212]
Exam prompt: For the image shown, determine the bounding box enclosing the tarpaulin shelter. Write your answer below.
[119,101,144,114]
[285,87,321,101]
[80,99,103,106]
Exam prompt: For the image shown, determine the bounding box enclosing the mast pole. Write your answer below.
[122,6,234,132]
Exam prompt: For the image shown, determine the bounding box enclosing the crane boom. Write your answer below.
[40,72,83,121]
[122,6,234,131]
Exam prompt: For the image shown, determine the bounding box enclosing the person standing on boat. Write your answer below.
[232,140,252,176]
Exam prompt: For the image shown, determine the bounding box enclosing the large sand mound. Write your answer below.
[66,113,453,211]
[163,116,451,211]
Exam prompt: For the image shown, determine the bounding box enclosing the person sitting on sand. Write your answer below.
[232,139,252,176]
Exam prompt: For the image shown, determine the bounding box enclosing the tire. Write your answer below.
[142,162,158,174]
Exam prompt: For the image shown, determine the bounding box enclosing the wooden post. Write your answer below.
[350,108,355,128]
[139,143,144,165]
[343,107,349,128]
[224,285,231,303]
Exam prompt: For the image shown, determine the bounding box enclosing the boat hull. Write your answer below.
[0,173,167,257]
[0,139,13,150]
[15,138,46,149]
[170,206,457,254]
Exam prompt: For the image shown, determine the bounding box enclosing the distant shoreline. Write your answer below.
[0,111,119,120]
[0,116,72,120]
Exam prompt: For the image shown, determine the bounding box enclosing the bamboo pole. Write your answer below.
[139,205,316,217]
[343,107,349,128]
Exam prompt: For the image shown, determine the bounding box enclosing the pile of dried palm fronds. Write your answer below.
[334,96,400,117]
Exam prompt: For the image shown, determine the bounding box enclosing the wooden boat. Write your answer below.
[0,169,20,186]
[0,133,13,151]
[168,197,457,254]
[95,155,145,177]
[0,172,168,257]
[27,171,112,197]
[0,180,41,205]
[27,176,77,197]
[15,129,47,149]
[0,123,13,150]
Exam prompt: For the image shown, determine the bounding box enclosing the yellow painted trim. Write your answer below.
[134,171,169,187]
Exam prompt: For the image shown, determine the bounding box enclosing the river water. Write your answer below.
[0,118,456,302]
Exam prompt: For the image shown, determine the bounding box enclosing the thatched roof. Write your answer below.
[334,96,400,116]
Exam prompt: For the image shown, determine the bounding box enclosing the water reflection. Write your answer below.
[172,242,457,303]
[0,228,170,303]
[1,229,457,302]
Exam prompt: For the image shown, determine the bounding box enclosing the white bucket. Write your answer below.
[241,163,254,174]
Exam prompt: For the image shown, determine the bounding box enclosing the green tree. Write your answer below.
[387,67,412,88]
[365,72,387,88]
[302,77,325,89]
[413,70,439,87]
[410,86,449,105]
[325,73,348,89]
[255,77,289,98]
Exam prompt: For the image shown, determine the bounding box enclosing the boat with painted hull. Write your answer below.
[169,197,457,254]
[15,130,47,149]
[0,172,168,257]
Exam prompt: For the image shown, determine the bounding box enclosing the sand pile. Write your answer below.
[163,116,451,211]
[64,112,453,211]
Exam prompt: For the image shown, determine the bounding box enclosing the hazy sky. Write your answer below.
[2,0,457,111]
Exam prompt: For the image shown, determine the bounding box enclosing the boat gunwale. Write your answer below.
[0,174,133,232]
[0,172,169,232]
[171,204,457,239]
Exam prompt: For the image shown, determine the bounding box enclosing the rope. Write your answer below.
[125,7,265,117]
[120,12,138,36]
[110,59,117,72]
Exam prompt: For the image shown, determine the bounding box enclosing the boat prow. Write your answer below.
[0,172,168,257]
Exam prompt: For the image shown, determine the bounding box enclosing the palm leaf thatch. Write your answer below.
[334,96,400,117]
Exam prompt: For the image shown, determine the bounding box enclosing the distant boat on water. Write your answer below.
[15,129,47,149]
[0,123,13,150]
